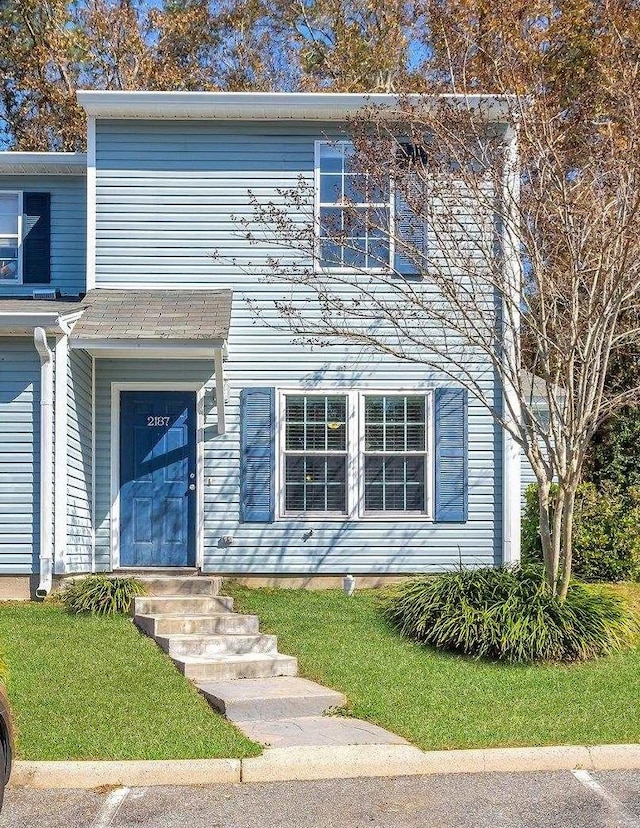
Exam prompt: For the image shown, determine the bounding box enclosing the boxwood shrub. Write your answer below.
[381,565,635,663]
[522,482,640,582]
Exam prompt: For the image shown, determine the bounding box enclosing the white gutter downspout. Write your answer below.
[34,327,54,597]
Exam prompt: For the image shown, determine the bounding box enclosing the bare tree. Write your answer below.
[234,91,640,599]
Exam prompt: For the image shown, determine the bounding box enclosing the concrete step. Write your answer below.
[196,677,346,722]
[157,633,278,658]
[134,595,233,616]
[135,613,260,637]
[173,653,298,681]
[234,716,409,748]
[132,576,222,597]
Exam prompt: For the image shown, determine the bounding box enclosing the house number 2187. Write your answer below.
[147,416,170,427]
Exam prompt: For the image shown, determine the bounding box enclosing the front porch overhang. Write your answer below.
[68,287,233,435]
[70,336,228,434]
[0,309,84,335]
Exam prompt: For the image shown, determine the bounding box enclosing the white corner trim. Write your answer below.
[86,116,96,291]
[502,428,521,564]
[109,382,205,571]
[54,334,69,574]
[501,127,522,565]
[90,355,96,573]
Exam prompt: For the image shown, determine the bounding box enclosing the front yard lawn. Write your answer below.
[0,602,261,760]
[229,583,640,751]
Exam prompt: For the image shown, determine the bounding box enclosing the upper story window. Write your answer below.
[0,192,21,282]
[316,141,391,271]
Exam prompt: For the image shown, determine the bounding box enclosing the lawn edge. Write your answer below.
[10,743,640,788]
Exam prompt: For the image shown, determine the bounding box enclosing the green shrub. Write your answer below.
[381,565,636,663]
[586,406,640,490]
[61,576,146,616]
[522,483,640,582]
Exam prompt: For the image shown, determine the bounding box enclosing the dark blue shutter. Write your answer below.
[23,192,51,284]
[394,181,427,275]
[240,387,275,522]
[435,388,468,522]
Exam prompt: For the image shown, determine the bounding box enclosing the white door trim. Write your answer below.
[110,382,205,570]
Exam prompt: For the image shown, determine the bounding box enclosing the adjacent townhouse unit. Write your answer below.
[0,92,521,600]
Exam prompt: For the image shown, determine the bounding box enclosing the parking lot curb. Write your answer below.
[10,758,241,789]
[9,743,640,788]
[240,744,595,782]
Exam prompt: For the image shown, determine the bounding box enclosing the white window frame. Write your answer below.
[314,140,394,274]
[0,190,23,284]
[275,388,434,521]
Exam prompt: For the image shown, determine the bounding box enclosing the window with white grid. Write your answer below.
[283,394,348,514]
[316,141,391,270]
[0,192,20,282]
[363,395,428,513]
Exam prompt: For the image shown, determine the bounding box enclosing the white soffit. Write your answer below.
[0,152,87,175]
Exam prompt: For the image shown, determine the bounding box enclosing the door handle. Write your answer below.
[188,483,196,491]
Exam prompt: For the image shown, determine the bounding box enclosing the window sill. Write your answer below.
[276,513,434,523]
[314,265,392,276]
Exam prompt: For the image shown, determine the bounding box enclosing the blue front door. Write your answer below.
[119,391,196,567]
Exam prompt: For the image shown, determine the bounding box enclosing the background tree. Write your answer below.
[0,0,431,150]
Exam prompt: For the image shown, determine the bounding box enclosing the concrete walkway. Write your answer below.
[133,576,405,749]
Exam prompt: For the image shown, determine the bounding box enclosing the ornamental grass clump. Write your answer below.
[381,565,636,664]
[61,575,146,617]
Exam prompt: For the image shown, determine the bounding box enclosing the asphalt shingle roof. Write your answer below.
[70,289,232,341]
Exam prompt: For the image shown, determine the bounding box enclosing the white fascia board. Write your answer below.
[0,152,87,175]
[0,312,76,329]
[70,338,226,359]
[76,90,514,122]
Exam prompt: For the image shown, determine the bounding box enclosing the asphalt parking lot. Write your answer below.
[2,769,640,828]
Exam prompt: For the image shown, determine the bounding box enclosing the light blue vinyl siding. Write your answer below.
[66,349,93,571]
[0,337,40,573]
[0,175,86,296]
[93,119,504,573]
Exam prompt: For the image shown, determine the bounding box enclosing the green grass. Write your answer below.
[0,602,261,760]
[228,582,640,750]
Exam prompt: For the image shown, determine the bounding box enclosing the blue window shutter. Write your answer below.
[240,387,275,522]
[394,181,427,276]
[23,192,51,284]
[435,388,468,522]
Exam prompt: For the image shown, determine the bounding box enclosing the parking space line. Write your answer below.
[90,786,130,828]
[572,770,640,828]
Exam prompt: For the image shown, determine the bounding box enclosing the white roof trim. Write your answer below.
[70,337,226,359]
[0,152,87,175]
[0,310,83,330]
[76,91,514,122]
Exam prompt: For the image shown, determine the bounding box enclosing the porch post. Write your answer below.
[214,346,226,435]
